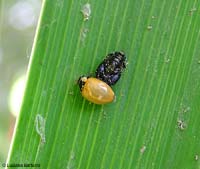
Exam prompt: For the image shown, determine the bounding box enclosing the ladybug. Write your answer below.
[95,51,126,86]
[78,76,115,104]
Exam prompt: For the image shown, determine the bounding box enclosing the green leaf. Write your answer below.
[7,0,200,168]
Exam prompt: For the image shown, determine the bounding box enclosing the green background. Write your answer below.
[8,0,200,168]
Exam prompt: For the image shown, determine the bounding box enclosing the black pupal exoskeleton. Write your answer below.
[95,51,126,85]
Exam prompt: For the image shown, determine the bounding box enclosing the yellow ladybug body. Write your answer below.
[78,77,114,104]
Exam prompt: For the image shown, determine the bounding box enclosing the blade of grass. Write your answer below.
[7,0,200,168]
